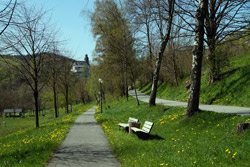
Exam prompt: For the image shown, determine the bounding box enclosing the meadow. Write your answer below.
[0,104,93,167]
[96,97,250,167]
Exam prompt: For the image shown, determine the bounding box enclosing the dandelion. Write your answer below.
[194,161,197,164]
[225,149,229,152]
[217,124,220,127]
[160,163,165,166]
[232,152,237,158]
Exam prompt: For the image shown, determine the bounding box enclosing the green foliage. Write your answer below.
[90,0,137,99]
[96,97,250,167]
[0,104,93,166]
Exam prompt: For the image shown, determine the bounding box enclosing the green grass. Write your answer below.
[96,97,250,167]
[0,103,93,167]
[140,53,250,107]
[0,108,76,138]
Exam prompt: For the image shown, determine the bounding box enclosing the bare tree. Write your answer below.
[176,0,250,84]
[205,0,250,83]
[0,0,17,36]
[59,57,74,114]
[126,0,155,80]
[149,0,175,106]
[48,48,63,118]
[0,5,54,127]
[186,0,208,118]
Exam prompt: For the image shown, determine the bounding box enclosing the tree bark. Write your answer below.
[186,0,208,118]
[34,89,39,128]
[65,86,69,114]
[53,80,58,118]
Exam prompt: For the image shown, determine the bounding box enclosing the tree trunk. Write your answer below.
[186,0,207,118]
[53,81,58,118]
[206,1,217,84]
[172,48,179,86]
[146,23,154,81]
[65,86,69,114]
[149,0,175,107]
[34,89,39,128]
[207,38,217,84]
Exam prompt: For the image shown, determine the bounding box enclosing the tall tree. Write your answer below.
[59,58,73,114]
[48,49,63,118]
[186,0,208,118]
[91,0,137,100]
[126,0,155,81]
[205,0,250,83]
[0,4,54,127]
[149,0,175,106]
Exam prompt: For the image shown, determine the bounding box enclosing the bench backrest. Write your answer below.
[15,109,22,113]
[142,121,154,133]
[128,117,139,123]
[3,109,14,113]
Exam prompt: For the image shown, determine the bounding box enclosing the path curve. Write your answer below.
[129,90,250,116]
[47,106,120,167]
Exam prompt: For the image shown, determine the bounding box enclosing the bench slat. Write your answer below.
[143,124,152,129]
[119,123,129,128]
[145,121,153,126]
[128,117,139,123]
[132,121,154,134]
[119,117,139,130]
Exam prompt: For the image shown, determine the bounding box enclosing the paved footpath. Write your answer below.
[129,90,250,116]
[47,106,120,167]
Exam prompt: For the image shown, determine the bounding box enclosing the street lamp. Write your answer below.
[98,78,103,113]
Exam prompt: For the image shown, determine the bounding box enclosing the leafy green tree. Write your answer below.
[90,0,137,101]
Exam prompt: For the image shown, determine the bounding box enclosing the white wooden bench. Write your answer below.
[131,121,154,134]
[118,117,139,130]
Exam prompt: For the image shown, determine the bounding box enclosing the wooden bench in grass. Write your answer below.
[131,121,154,134]
[118,117,139,130]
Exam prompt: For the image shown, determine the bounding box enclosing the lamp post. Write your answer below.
[98,78,103,113]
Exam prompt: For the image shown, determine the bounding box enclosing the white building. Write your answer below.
[71,54,90,77]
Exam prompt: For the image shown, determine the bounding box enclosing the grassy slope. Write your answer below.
[96,97,250,167]
[140,53,250,107]
[0,104,93,167]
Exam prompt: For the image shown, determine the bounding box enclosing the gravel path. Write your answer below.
[129,90,250,116]
[46,106,120,167]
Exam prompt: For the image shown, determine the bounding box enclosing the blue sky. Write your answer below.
[26,0,96,61]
